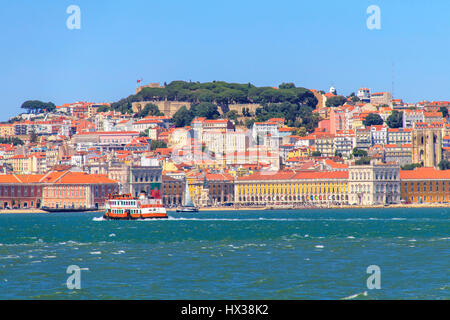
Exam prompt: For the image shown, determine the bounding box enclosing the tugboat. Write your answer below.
[176,180,199,213]
[103,191,167,220]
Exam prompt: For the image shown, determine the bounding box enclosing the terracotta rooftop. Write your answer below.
[400,167,450,180]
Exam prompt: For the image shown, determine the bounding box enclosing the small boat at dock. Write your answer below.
[176,180,199,213]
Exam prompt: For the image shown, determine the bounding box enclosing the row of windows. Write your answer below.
[238,183,347,195]
[44,185,117,198]
[46,188,86,197]
[102,138,129,144]
[405,195,449,203]
[110,200,136,206]
[351,172,398,180]
[0,186,41,197]
[134,175,160,183]
[209,185,232,193]
[351,184,398,193]
[403,181,450,192]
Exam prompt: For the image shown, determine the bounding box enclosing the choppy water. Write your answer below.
[0,208,448,299]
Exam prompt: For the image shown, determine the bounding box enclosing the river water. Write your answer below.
[0,208,448,299]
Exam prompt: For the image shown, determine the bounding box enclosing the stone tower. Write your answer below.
[412,122,442,168]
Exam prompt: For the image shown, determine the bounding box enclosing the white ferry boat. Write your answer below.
[103,192,167,220]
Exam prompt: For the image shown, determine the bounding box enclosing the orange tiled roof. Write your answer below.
[400,167,450,180]
[205,173,234,181]
[324,159,349,169]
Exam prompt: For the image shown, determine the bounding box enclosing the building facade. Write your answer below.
[162,175,184,207]
[400,167,450,203]
[41,171,119,209]
[0,175,43,209]
[130,165,162,197]
[348,162,400,205]
[205,173,234,205]
[235,171,349,206]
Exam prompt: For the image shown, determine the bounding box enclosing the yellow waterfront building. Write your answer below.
[235,170,349,206]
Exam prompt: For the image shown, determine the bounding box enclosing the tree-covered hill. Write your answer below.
[109,81,318,114]
[108,81,320,131]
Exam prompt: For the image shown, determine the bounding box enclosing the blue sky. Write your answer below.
[1,0,450,120]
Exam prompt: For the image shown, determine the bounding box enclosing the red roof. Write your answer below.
[400,167,450,180]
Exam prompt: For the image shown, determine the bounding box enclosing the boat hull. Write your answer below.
[103,214,168,220]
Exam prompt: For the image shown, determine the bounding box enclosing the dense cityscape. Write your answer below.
[1,81,449,211]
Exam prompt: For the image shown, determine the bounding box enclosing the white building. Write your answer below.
[334,130,356,157]
[202,130,250,157]
[403,110,424,128]
[370,125,388,146]
[348,162,400,205]
[252,122,279,143]
[357,88,371,103]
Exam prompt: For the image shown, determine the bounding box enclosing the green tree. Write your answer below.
[0,137,24,145]
[97,105,110,112]
[245,119,255,129]
[363,113,384,127]
[352,148,368,158]
[325,95,347,108]
[30,128,38,143]
[190,102,220,119]
[311,151,321,157]
[386,110,403,128]
[172,106,194,127]
[279,82,296,89]
[150,140,168,150]
[440,106,449,118]
[21,100,56,114]
[350,96,360,104]
[438,160,450,170]
[225,110,239,121]
[135,103,163,118]
[355,157,371,165]
[294,127,307,137]
[401,163,422,170]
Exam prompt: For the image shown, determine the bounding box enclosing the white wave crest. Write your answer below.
[342,291,368,300]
